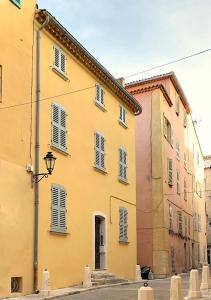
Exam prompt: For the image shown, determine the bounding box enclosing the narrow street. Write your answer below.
[59,275,190,300]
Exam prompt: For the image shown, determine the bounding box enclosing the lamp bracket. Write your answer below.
[33,172,50,183]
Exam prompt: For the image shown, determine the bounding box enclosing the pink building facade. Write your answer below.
[126,72,207,277]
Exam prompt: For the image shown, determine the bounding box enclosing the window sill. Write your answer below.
[118,178,129,185]
[49,230,69,236]
[119,240,129,244]
[52,67,69,81]
[93,166,107,175]
[118,120,128,129]
[51,145,69,156]
[95,101,107,112]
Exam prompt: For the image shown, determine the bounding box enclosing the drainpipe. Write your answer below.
[34,14,50,293]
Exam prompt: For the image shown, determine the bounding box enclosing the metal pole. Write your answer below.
[34,14,49,293]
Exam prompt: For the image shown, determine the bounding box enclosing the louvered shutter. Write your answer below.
[59,188,66,231]
[52,103,67,152]
[95,132,105,170]
[60,52,66,74]
[52,103,60,148]
[119,148,127,181]
[100,87,104,105]
[96,84,104,106]
[54,47,60,69]
[168,159,173,186]
[51,185,59,230]
[51,185,67,233]
[119,208,128,242]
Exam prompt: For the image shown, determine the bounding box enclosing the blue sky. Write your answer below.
[38,0,211,155]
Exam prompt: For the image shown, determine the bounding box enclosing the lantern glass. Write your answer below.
[44,152,56,174]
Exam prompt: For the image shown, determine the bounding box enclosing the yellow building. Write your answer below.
[0,1,141,297]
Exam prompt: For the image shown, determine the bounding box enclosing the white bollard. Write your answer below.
[138,286,154,300]
[136,265,142,281]
[40,269,51,297]
[83,266,92,288]
[170,275,183,300]
[200,265,209,290]
[188,269,202,299]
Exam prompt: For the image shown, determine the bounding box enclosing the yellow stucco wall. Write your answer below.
[36,29,137,289]
[0,0,36,297]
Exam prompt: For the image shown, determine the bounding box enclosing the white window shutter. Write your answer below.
[119,148,127,181]
[119,208,128,242]
[52,185,59,229]
[95,132,105,170]
[52,103,60,147]
[168,159,173,186]
[54,47,60,69]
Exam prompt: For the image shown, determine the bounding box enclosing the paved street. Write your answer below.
[59,275,191,300]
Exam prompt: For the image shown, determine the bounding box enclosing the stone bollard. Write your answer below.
[188,269,202,299]
[170,275,184,300]
[138,286,154,300]
[200,265,209,290]
[40,269,51,296]
[136,265,142,281]
[83,266,92,288]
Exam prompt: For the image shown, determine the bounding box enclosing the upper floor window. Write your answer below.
[53,46,67,75]
[10,0,22,8]
[169,205,173,230]
[119,207,128,242]
[176,141,180,160]
[184,178,187,201]
[119,147,127,182]
[176,171,180,194]
[167,158,173,186]
[163,116,173,146]
[177,211,183,234]
[52,102,67,152]
[94,132,105,171]
[51,184,67,233]
[175,94,180,115]
[95,84,105,109]
[119,105,127,126]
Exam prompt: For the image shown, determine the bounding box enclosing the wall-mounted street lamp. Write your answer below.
[33,152,57,183]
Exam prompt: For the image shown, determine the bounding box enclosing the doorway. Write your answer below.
[94,215,106,270]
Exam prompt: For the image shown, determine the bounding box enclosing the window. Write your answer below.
[177,211,183,234]
[175,93,180,115]
[198,214,201,232]
[119,105,127,126]
[119,147,127,182]
[169,205,173,230]
[176,141,180,159]
[163,116,173,146]
[119,207,128,242]
[53,46,67,75]
[52,102,67,152]
[95,84,105,108]
[51,184,67,233]
[167,159,173,186]
[10,0,22,8]
[184,215,188,237]
[184,152,187,169]
[94,132,105,170]
[176,171,180,194]
[184,178,187,201]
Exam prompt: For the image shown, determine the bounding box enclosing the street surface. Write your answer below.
[60,275,190,300]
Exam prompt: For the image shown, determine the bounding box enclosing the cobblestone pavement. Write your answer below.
[58,275,192,300]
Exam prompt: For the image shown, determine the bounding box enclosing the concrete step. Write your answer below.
[91,271,128,286]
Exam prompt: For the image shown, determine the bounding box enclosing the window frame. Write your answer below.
[53,45,67,76]
[119,147,127,182]
[119,207,128,242]
[51,102,67,153]
[119,105,127,127]
[95,83,105,109]
[51,184,67,233]
[94,131,105,171]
